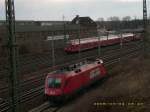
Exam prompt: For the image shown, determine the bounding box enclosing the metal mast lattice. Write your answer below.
[5,0,19,112]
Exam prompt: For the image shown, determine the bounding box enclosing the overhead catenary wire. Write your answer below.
[1,1,147,112]
[63,15,67,45]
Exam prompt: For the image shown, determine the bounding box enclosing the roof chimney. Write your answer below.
[76,15,80,24]
[76,15,79,18]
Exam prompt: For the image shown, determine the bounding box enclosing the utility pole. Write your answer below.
[63,15,67,44]
[119,31,123,62]
[143,0,148,56]
[120,32,123,49]
[76,15,81,60]
[98,33,101,57]
[5,0,19,112]
[143,0,147,27]
[51,36,55,67]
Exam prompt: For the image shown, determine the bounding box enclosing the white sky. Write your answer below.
[0,0,149,20]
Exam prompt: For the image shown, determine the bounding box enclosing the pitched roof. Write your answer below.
[71,15,97,27]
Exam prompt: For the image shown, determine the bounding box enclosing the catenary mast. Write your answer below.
[5,0,19,112]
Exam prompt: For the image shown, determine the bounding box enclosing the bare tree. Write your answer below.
[97,17,104,22]
[107,16,120,21]
[122,16,131,21]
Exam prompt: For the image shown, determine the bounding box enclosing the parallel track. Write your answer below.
[0,41,142,78]
[0,42,143,112]
[0,43,142,97]
[29,48,142,112]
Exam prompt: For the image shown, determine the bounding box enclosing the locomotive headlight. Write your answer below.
[100,59,103,64]
[96,59,103,64]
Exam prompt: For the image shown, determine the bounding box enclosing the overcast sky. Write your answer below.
[0,0,150,21]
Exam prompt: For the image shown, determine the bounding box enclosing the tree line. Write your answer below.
[96,16,150,31]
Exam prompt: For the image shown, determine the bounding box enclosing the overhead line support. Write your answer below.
[5,0,19,112]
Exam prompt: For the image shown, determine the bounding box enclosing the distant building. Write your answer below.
[71,15,97,38]
[0,16,97,55]
[71,15,97,27]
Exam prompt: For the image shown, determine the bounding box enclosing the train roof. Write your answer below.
[47,59,103,78]
[69,33,134,45]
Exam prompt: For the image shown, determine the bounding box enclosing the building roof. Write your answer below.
[71,15,97,27]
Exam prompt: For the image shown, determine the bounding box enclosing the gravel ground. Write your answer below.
[58,56,150,112]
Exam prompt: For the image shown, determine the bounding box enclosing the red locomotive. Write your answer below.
[44,59,106,101]
[64,33,143,53]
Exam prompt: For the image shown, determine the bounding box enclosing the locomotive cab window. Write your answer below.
[48,78,61,88]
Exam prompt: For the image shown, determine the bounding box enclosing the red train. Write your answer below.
[44,59,106,101]
[64,33,143,53]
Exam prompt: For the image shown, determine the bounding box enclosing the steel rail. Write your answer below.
[28,50,142,112]
[0,45,142,97]
[0,41,143,78]
[0,44,143,112]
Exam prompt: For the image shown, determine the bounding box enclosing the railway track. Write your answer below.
[0,42,143,112]
[0,42,141,76]
[29,102,60,112]
[28,48,142,112]
[0,41,143,79]
[0,50,142,112]
[0,43,142,97]
[0,44,142,97]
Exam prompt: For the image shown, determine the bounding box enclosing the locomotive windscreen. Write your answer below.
[48,78,61,88]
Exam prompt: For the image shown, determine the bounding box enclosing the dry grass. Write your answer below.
[59,56,150,112]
